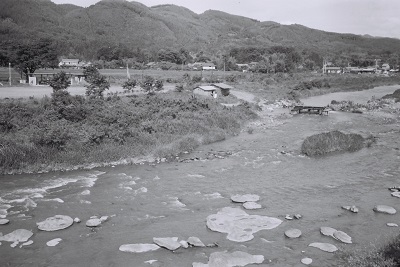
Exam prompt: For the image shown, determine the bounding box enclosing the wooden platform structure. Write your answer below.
[291,106,329,115]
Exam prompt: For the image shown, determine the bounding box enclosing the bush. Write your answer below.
[122,79,137,92]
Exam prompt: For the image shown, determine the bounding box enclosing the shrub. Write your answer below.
[122,79,137,92]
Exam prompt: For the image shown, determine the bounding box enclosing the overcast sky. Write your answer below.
[51,0,400,39]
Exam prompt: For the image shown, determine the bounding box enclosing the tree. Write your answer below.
[122,79,137,93]
[49,71,71,93]
[83,66,110,98]
[140,75,155,94]
[10,38,58,82]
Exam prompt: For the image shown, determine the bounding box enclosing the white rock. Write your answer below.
[86,218,102,227]
[206,207,282,242]
[333,231,352,244]
[193,251,264,267]
[373,205,397,215]
[99,216,108,222]
[342,205,359,213]
[37,215,74,231]
[285,214,293,220]
[0,229,33,247]
[320,227,337,237]
[74,218,81,223]
[144,260,158,264]
[46,238,62,247]
[179,240,189,248]
[153,237,181,251]
[301,258,312,265]
[20,240,33,248]
[285,229,302,238]
[391,192,400,198]
[243,202,262,210]
[231,194,260,203]
[119,243,160,253]
[294,214,302,219]
[187,236,205,247]
[387,223,398,227]
[309,242,338,253]
[81,190,91,196]
[0,219,9,225]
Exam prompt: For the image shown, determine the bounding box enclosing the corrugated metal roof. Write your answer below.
[212,83,233,89]
[196,86,216,91]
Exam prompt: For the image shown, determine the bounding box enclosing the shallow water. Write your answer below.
[1,86,400,267]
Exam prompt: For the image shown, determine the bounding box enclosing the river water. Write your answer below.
[1,86,400,267]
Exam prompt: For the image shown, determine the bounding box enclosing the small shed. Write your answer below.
[193,85,218,98]
[212,83,233,96]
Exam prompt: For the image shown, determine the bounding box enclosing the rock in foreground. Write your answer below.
[0,229,33,247]
[373,205,396,215]
[119,243,160,253]
[285,229,302,238]
[309,242,338,253]
[206,207,282,242]
[231,194,260,203]
[153,237,181,251]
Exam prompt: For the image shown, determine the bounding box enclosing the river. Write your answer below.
[0,85,399,267]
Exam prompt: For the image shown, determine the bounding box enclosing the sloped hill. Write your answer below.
[1,0,400,60]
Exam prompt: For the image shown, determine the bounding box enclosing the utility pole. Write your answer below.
[9,62,11,86]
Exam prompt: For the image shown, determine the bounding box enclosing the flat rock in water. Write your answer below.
[342,205,359,213]
[285,229,302,238]
[86,218,102,227]
[187,236,205,247]
[333,231,352,244]
[243,202,262,210]
[373,205,396,215]
[119,243,160,253]
[153,237,181,251]
[46,238,62,247]
[0,229,33,247]
[387,223,398,227]
[37,215,74,231]
[179,240,189,248]
[0,219,9,225]
[301,258,313,265]
[309,242,338,253]
[320,227,337,237]
[391,192,400,198]
[193,251,264,267]
[206,207,282,242]
[231,194,260,203]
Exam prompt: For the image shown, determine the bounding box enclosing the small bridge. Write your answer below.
[290,106,329,115]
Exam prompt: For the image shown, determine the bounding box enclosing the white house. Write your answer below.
[191,62,216,71]
[193,85,218,98]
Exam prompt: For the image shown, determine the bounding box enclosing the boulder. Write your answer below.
[333,231,352,244]
[301,258,312,265]
[119,243,160,253]
[285,229,302,239]
[342,205,359,213]
[193,251,264,267]
[153,237,181,251]
[391,192,400,198]
[0,229,33,247]
[294,214,302,219]
[285,215,293,220]
[86,218,102,227]
[74,218,81,223]
[187,236,205,247]
[46,238,62,247]
[0,219,9,225]
[320,227,337,237]
[206,207,282,242]
[387,223,398,227]
[309,242,338,253]
[231,194,260,203]
[243,202,262,210]
[99,216,109,222]
[179,240,189,248]
[37,215,74,231]
[373,205,396,215]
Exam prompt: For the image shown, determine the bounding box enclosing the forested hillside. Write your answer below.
[1,0,400,69]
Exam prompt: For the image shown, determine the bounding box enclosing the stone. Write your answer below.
[187,236,205,247]
[119,243,160,253]
[285,229,302,238]
[285,214,293,220]
[206,207,282,242]
[153,237,181,251]
[301,258,312,265]
[294,214,302,219]
[0,219,10,225]
[20,240,33,248]
[342,205,359,213]
[99,216,109,222]
[0,229,33,247]
[193,251,264,267]
[387,223,398,227]
[243,202,262,210]
[86,218,102,227]
[333,231,352,244]
[231,194,260,203]
[391,192,400,198]
[320,227,337,237]
[37,215,74,231]
[309,242,338,253]
[179,240,189,248]
[46,238,62,247]
[373,205,397,215]
[74,218,81,223]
